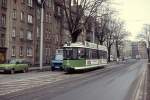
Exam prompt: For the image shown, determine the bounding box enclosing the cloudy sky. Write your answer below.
[112,0,150,41]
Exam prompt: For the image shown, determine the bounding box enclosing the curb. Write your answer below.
[28,66,51,72]
[133,65,147,100]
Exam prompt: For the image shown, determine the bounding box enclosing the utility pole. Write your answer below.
[148,25,150,62]
[92,20,95,43]
[40,0,46,70]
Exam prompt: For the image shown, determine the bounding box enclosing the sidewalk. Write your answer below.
[136,62,150,100]
[29,66,51,72]
[145,63,150,100]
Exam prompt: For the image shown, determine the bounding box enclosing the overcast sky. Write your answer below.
[112,0,150,41]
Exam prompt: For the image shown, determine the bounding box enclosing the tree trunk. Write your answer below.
[107,46,111,62]
[147,48,150,62]
[99,40,103,45]
[71,29,82,43]
[116,41,120,58]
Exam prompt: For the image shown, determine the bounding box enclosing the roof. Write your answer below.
[64,41,107,51]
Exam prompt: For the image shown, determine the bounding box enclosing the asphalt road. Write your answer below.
[0,59,147,100]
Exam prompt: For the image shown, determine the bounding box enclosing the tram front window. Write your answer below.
[63,48,85,60]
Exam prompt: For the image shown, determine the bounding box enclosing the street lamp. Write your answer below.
[39,0,46,70]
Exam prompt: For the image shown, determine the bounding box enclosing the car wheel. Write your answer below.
[22,69,26,73]
[26,68,29,72]
[51,67,55,71]
[10,69,15,74]
[60,67,63,71]
[23,68,28,73]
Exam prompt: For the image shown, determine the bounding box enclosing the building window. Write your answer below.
[57,6,61,16]
[27,31,32,40]
[46,0,51,8]
[27,47,32,56]
[37,8,41,20]
[21,0,25,4]
[46,13,49,23]
[49,14,51,23]
[13,0,17,4]
[54,5,62,17]
[2,0,7,8]
[20,11,24,21]
[12,9,17,19]
[27,14,33,24]
[37,27,40,38]
[12,46,16,56]
[12,28,16,38]
[20,30,24,39]
[1,14,6,26]
[27,0,33,7]
[19,47,23,56]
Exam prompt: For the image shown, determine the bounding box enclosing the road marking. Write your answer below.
[134,63,147,100]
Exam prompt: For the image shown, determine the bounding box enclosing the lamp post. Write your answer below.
[39,0,46,70]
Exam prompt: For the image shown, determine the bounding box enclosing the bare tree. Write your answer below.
[62,0,107,43]
[96,15,109,45]
[104,19,117,62]
[114,20,127,59]
[95,5,115,45]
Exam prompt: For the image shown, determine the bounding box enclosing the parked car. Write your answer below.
[0,59,29,74]
[51,54,63,71]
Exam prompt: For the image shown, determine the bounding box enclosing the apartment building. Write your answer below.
[5,0,37,64]
[131,41,147,59]
[138,41,147,59]
[0,0,88,64]
[0,0,7,63]
[0,0,65,65]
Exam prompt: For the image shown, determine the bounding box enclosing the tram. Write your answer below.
[63,41,108,72]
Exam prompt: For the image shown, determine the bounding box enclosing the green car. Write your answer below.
[0,59,29,74]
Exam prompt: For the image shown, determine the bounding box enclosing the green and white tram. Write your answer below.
[63,41,108,72]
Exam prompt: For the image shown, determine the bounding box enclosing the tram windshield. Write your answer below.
[63,47,85,60]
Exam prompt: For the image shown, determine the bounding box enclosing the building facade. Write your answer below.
[138,41,147,59]
[0,0,7,63]
[0,0,65,65]
[131,41,147,59]
[0,0,97,64]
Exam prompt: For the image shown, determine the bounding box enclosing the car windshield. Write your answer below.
[9,60,17,64]
[9,59,23,64]
[55,54,63,60]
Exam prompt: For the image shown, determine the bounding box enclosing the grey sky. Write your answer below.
[112,0,150,40]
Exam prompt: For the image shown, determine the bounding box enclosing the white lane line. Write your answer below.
[134,63,147,100]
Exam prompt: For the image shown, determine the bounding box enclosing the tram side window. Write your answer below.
[78,48,85,59]
[72,48,78,59]
[92,49,98,59]
[103,51,107,59]
[63,48,72,60]
[99,50,103,59]
[86,48,90,59]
